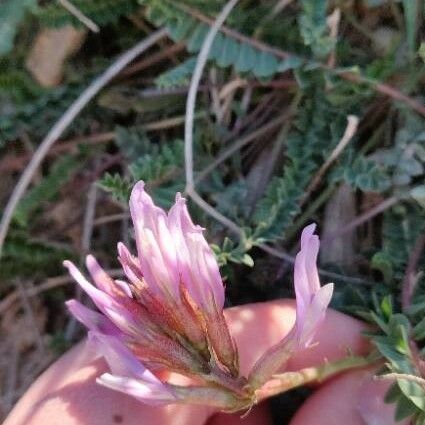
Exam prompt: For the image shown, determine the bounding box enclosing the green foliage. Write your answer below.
[1,2,425,421]
[369,297,425,424]
[0,229,72,279]
[375,112,425,188]
[0,0,37,56]
[98,172,131,204]
[372,204,425,283]
[142,0,302,79]
[36,0,139,28]
[332,153,391,192]
[253,88,350,240]
[0,76,112,146]
[14,155,81,227]
[211,235,254,268]
[298,0,333,59]
[155,57,197,88]
[99,127,185,207]
[0,68,41,102]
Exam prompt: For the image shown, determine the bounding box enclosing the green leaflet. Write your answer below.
[143,0,282,79]
[252,89,347,240]
[155,57,197,88]
[0,229,72,279]
[99,127,185,207]
[298,0,333,59]
[14,155,81,227]
[369,304,425,424]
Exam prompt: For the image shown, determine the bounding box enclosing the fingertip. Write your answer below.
[290,369,406,425]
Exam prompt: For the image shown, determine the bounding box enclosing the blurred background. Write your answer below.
[0,0,424,423]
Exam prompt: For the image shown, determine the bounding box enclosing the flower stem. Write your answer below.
[256,354,378,400]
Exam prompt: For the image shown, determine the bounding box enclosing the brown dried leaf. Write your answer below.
[320,183,357,270]
[26,26,86,87]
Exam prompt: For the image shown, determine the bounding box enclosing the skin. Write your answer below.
[5,300,401,425]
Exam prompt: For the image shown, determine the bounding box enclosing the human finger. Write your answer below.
[289,369,409,425]
[224,299,370,375]
[5,299,369,425]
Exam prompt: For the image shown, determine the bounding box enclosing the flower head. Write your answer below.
[294,224,334,348]
[65,181,333,410]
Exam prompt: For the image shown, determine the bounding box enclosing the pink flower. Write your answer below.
[294,224,334,348]
[64,182,238,407]
[248,224,333,388]
[64,181,333,410]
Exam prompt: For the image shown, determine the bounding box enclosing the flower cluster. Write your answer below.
[65,181,333,411]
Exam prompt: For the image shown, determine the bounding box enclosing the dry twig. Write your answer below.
[58,0,99,33]
[184,0,240,192]
[177,3,425,117]
[182,0,370,286]
[0,28,168,258]
[301,115,359,205]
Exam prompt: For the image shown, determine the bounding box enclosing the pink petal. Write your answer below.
[63,260,136,333]
[297,283,334,347]
[129,182,179,298]
[86,255,127,298]
[300,224,321,293]
[66,299,120,336]
[114,280,133,298]
[89,332,153,379]
[98,374,176,405]
[117,242,143,286]
[168,193,224,309]
[294,224,333,348]
[64,260,113,310]
[90,332,176,405]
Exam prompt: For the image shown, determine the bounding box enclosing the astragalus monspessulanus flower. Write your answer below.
[64,181,333,412]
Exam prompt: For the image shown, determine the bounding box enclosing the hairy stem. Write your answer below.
[256,354,376,400]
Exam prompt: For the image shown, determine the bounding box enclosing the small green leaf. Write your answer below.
[395,395,419,421]
[216,37,240,68]
[398,378,425,411]
[155,57,196,88]
[381,296,393,319]
[278,56,304,72]
[385,383,402,404]
[209,32,225,60]
[234,42,257,72]
[371,252,394,283]
[254,51,279,78]
[242,254,254,267]
[187,23,208,53]
[168,15,195,41]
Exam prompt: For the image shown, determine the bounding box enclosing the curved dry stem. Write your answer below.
[0,28,168,258]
